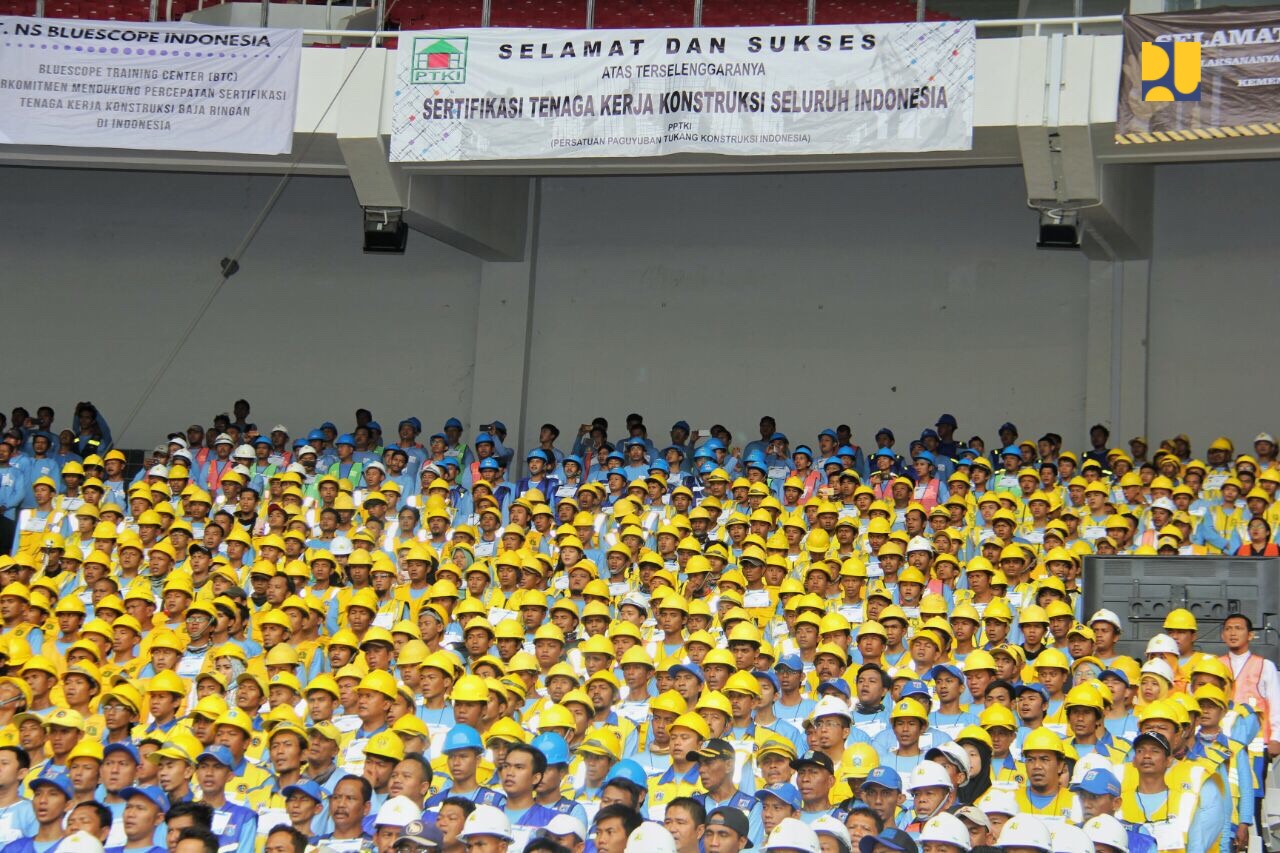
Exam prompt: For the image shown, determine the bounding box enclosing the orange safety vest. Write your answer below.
[1222,652,1271,748]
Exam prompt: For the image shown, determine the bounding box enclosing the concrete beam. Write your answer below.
[1080,164,1154,261]
[467,180,541,474]
[404,175,532,262]
[1083,259,1150,441]
[336,49,409,208]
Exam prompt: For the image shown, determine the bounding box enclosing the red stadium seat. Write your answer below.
[489,0,587,28]
[594,0,695,28]
[815,0,954,24]
[702,0,807,26]
[387,0,482,29]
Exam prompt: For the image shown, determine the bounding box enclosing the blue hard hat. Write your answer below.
[875,427,894,440]
[564,454,583,468]
[604,758,649,790]
[914,450,936,465]
[649,459,670,475]
[445,417,463,430]
[919,429,939,441]
[874,448,896,459]
[672,420,691,433]
[662,445,685,458]
[818,428,838,440]
[836,445,856,457]
[792,445,813,460]
[320,422,337,432]
[693,447,714,460]
[705,438,725,452]
[491,421,507,433]
[745,458,768,473]
[252,436,272,447]
[936,414,958,427]
[527,449,550,463]
[307,430,325,442]
[607,451,625,464]
[1001,445,1022,458]
[443,724,484,754]
[367,421,381,432]
[531,732,570,767]
[399,417,422,431]
[698,461,716,475]
[475,433,495,446]
[336,434,355,447]
[478,458,500,472]
[770,432,788,442]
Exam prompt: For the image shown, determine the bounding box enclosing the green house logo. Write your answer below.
[411,36,468,85]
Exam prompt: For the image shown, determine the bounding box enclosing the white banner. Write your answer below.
[0,17,301,155]
[391,23,974,162]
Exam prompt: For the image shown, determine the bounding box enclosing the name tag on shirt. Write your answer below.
[744,589,770,609]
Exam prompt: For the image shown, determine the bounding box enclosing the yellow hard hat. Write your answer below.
[1022,727,1065,755]
[1163,608,1198,632]
[449,674,489,703]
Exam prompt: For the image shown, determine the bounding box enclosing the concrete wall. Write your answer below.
[1,159,1277,458]
[1146,160,1280,452]
[525,167,1092,450]
[0,167,483,447]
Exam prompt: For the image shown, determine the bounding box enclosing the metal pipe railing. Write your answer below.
[302,13,1124,45]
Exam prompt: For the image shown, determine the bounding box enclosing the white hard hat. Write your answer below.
[1150,497,1175,513]
[1083,815,1129,853]
[232,445,254,460]
[540,814,588,841]
[169,437,189,450]
[1145,634,1178,656]
[906,759,954,792]
[907,536,935,554]
[459,804,513,841]
[214,433,234,446]
[625,822,676,853]
[329,537,354,556]
[977,786,1018,817]
[920,813,970,850]
[997,814,1051,852]
[375,795,422,829]
[1089,609,1122,629]
[271,424,289,435]
[297,446,318,458]
[232,464,251,477]
[61,831,105,853]
[765,818,821,853]
[148,465,169,478]
[925,741,972,786]
[804,695,852,725]
[1050,825,1093,853]
[1140,658,1174,684]
[810,816,853,853]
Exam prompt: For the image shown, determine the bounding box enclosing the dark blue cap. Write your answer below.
[367,421,381,432]
[321,422,336,431]
[672,421,690,432]
[445,417,463,430]
[920,429,939,441]
[936,414,958,427]
[491,421,507,433]
[858,828,917,853]
[901,680,932,703]
[876,428,895,440]
[999,422,1018,433]
[752,669,779,692]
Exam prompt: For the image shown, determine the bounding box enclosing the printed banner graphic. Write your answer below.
[1118,7,1280,143]
[0,17,302,154]
[391,22,975,161]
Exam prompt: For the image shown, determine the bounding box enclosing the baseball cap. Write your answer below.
[952,805,991,831]
[30,773,73,799]
[1132,731,1172,755]
[861,767,902,791]
[775,653,803,673]
[537,815,588,842]
[688,738,735,763]
[1070,768,1120,797]
[857,829,917,853]
[1014,682,1050,703]
[707,808,753,846]
[195,746,235,769]
[120,785,170,812]
[754,782,802,811]
[790,750,835,774]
